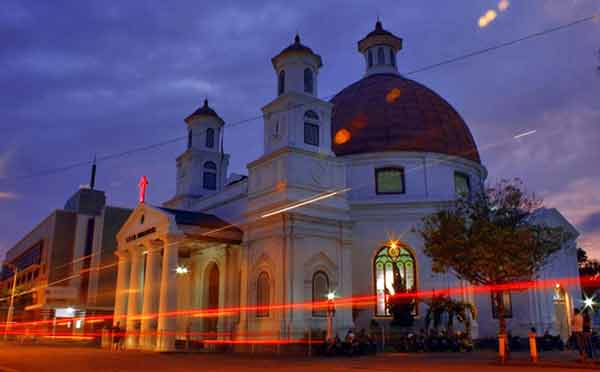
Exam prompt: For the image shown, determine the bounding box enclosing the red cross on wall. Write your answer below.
[138,176,148,203]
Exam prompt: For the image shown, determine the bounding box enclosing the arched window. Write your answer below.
[256,271,270,318]
[278,70,285,96]
[312,271,329,317]
[304,68,313,94]
[205,263,220,332]
[206,128,215,148]
[304,110,319,146]
[188,130,192,149]
[203,161,217,190]
[374,244,416,316]
[377,47,385,65]
[368,50,373,67]
[390,49,396,67]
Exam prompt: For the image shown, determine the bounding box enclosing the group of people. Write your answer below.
[571,308,595,361]
[321,329,377,356]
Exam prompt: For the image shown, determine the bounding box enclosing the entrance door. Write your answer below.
[553,286,570,341]
[205,263,220,336]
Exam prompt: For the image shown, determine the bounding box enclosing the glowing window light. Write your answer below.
[326,291,336,301]
[75,319,83,329]
[176,266,189,275]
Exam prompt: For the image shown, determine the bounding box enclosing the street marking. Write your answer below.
[0,366,20,372]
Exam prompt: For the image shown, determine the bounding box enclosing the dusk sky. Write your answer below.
[1,1,599,259]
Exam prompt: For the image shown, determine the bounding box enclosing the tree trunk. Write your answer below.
[496,291,508,362]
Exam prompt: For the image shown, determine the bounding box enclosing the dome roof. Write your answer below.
[330,73,481,163]
[185,99,223,124]
[271,34,323,68]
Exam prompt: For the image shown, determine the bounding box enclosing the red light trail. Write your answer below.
[2,274,595,332]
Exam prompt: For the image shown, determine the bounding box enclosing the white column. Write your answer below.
[126,247,144,349]
[140,243,162,349]
[113,250,131,328]
[156,239,179,351]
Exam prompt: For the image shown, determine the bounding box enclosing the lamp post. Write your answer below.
[326,291,336,341]
[3,263,17,341]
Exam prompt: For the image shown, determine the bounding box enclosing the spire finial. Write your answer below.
[294,33,300,44]
[90,154,97,190]
[203,98,208,107]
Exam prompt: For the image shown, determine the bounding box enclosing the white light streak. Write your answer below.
[513,129,537,139]
[261,188,352,218]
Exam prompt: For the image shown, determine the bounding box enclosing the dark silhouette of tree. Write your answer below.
[418,179,570,350]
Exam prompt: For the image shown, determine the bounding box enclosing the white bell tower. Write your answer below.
[172,99,229,207]
[358,20,403,76]
[262,34,333,156]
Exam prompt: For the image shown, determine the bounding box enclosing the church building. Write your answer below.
[114,22,581,351]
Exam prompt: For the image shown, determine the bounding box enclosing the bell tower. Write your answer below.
[262,34,333,156]
[358,20,403,76]
[173,99,229,207]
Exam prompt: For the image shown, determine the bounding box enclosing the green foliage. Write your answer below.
[418,179,570,334]
[424,295,477,336]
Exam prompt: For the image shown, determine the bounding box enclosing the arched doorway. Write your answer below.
[204,263,220,336]
[553,285,571,341]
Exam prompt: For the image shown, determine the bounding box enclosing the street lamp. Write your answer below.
[326,291,336,341]
[2,262,18,341]
[584,295,596,310]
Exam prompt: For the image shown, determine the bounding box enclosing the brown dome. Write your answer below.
[330,73,481,163]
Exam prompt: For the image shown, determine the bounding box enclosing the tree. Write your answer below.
[418,179,569,344]
[424,295,477,337]
[577,247,600,295]
[386,263,415,327]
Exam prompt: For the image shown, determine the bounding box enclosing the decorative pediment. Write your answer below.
[116,204,178,246]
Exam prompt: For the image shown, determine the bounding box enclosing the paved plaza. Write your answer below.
[0,344,597,372]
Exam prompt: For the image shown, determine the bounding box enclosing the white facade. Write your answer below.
[114,25,581,352]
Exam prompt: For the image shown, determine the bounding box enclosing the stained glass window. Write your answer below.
[374,245,416,316]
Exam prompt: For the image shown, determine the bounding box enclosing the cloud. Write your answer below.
[543,177,600,258]
[168,78,219,95]
[579,212,600,234]
[0,191,19,199]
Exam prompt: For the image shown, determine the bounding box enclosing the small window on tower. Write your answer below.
[188,130,192,149]
[206,128,215,148]
[368,50,373,67]
[203,161,217,190]
[377,47,385,65]
[390,49,396,67]
[304,68,313,94]
[303,110,319,146]
[278,70,285,96]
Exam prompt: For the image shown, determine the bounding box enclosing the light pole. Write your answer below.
[3,263,17,341]
[326,291,336,341]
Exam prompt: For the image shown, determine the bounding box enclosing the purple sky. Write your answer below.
[1,1,599,260]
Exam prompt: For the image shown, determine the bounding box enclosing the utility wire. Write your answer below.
[0,12,597,185]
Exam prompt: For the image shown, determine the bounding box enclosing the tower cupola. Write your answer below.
[358,21,403,76]
[271,34,323,97]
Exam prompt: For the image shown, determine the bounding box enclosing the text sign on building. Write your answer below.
[125,227,157,243]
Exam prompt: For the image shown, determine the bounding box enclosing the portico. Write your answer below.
[114,203,242,351]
